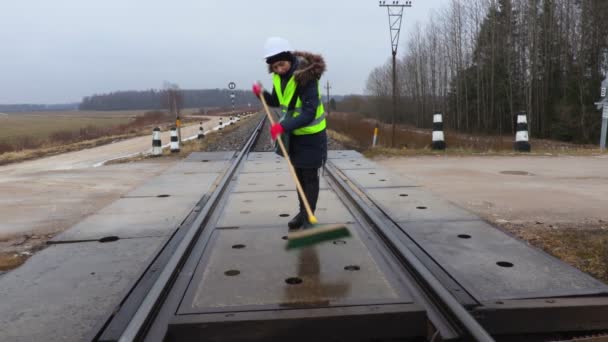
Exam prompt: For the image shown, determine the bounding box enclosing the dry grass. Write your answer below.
[0,110,209,155]
[501,223,608,284]
[0,110,212,165]
[328,112,603,156]
[327,129,359,149]
[0,111,134,142]
[0,252,28,271]
[0,132,146,166]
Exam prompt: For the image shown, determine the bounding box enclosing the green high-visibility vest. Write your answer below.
[273,73,326,135]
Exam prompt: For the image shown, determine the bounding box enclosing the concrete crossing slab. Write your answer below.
[166,160,228,174]
[398,220,608,301]
[327,150,363,159]
[51,196,197,241]
[366,187,479,223]
[247,152,283,162]
[241,159,288,173]
[217,190,355,228]
[233,172,329,193]
[329,158,379,170]
[341,168,418,188]
[0,237,164,342]
[184,152,234,162]
[126,172,218,197]
[178,224,408,313]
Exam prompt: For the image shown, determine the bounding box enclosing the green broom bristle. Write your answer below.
[285,225,351,250]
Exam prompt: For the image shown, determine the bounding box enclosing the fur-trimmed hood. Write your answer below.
[268,51,326,87]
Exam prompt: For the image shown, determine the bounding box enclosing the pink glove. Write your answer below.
[270,123,284,140]
[252,83,262,98]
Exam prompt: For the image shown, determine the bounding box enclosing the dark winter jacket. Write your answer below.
[263,51,327,168]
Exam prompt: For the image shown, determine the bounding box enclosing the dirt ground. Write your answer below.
[377,154,608,283]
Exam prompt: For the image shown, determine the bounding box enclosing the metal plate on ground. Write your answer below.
[366,187,479,222]
[0,237,164,342]
[166,160,228,174]
[342,168,418,188]
[330,158,379,170]
[178,225,411,314]
[216,190,355,228]
[233,172,328,193]
[327,150,363,159]
[184,151,235,162]
[247,152,283,161]
[125,172,219,197]
[398,220,608,302]
[241,159,288,173]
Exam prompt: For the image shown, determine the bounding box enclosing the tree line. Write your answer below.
[365,0,608,143]
[79,89,258,111]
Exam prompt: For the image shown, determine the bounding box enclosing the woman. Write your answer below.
[253,37,327,230]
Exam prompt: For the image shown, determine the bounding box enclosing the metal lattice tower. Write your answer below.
[378,0,412,147]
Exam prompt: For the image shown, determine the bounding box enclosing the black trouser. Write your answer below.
[295,167,320,216]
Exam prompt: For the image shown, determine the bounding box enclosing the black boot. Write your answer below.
[288,212,305,230]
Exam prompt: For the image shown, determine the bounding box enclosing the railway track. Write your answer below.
[92,114,608,342]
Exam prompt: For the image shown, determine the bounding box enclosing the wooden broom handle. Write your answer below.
[259,91,318,223]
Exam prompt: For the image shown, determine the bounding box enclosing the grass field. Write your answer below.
[0,108,206,143]
[0,111,139,142]
[328,112,600,154]
[0,108,213,156]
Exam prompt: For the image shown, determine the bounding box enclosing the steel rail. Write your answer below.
[115,115,266,342]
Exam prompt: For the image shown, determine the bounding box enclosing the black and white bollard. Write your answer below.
[514,112,531,152]
[197,122,205,139]
[152,127,162,157]
[432,113,446,150]
[230,116,234,125]
[170,127,180,153]
[219,117,223,130]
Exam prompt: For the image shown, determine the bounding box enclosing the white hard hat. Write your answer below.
[263,37,292,59]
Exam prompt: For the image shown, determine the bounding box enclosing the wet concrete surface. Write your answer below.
[180,225,407,313]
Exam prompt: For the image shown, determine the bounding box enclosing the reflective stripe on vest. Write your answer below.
[273,73,326,136]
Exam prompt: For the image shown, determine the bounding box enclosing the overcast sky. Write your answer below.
[0,0,446,104]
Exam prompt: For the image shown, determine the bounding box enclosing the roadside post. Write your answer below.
[176,115,181,142]
[595,76,608,151]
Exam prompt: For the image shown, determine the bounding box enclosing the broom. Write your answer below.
[257,86,351,250]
